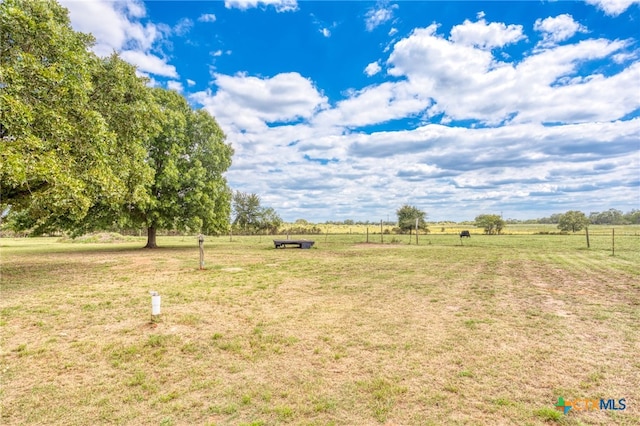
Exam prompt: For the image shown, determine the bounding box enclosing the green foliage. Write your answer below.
[1,0,111,231]
[396,205,428,233]
[127,89,233,247]
[589,208,626,225]
[557,210,589,233]
[232,191,282,234]
[475,214,506,235]
[0,1,232,244]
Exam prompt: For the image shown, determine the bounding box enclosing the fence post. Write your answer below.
[366,227,369,243]
[380,220,383,243]
[612,228,615,256]
[585,227,590,248]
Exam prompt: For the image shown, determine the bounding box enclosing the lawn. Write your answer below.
[1,232,639,425]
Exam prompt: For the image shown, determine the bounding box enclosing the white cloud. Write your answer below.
[200,17,639,221]
[534,14,587,46]
[364,61,382,76]
[320,28,331,38]
[120,50,178,78]
[174,18,193,36]
[191,72,328,132]
[187,79,196,87]
[224,0,298,12]
[449,18,526,50]
[585,0,640,16]
[167,81,184,92]
[388,27,398,36]
[198,13,217,23]
[386,24,637,125]
[313,81,431,129]
[365,2,398,31]
[61,0,177,78]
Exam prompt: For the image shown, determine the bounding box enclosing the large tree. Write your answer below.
[0,0,156,235]
[126,88,233,248]
[558,210,589,233]
[1,0,111,230]
[396,205,428,235]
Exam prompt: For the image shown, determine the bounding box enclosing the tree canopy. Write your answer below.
[1,0,132,232]
[232,191,282,235]
[127,89,233,248]
[475,214,506,235]
[396,205,428,234]
[557,210,589,233]
[1,0,233,246]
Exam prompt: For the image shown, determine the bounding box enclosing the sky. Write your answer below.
[60,0,640,222]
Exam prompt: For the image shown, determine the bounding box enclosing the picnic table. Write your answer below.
[273,239,315,249]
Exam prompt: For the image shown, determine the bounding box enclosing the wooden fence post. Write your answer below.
[612,228,615,256]
[585,227,590,248]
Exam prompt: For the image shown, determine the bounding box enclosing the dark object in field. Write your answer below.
[459,230,471,238]
[273,240,315,249]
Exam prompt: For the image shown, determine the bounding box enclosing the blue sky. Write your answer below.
[61,0,640,222]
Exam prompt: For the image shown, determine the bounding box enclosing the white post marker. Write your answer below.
[198,234,205,269]
[150,291,161,318]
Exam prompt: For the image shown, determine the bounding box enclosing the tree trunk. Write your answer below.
[145,226,158,249]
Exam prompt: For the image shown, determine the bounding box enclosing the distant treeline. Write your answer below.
[532,209,639,225]
[320,209,640,226]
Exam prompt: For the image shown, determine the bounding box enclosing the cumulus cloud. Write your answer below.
[198,16,638,221]
[167,80,184,92]
[224,0,298,12]
[119,50,178,78]
[62,0,177,78]
[364,61,382,76]
[198,13,217,23]
[585,0,640,16]
[191,72,328,132]
[173,18,193,36]
[386,24,637,125]
[534,14,587,46]
[365,2,398,31]
[449,18,526,50]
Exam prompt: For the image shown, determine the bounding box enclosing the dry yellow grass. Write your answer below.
[1,234,639,425]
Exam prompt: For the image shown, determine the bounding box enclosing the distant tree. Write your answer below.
[232,192,282,234]
[475,214,506,235]
[558,211,589,233]
[589,209,625,225]
[232,191,261,233]
[396,205,428,234]
[624,209,640,224]
[258,207,283,234]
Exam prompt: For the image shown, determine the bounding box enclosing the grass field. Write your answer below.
[1,232,639,425]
